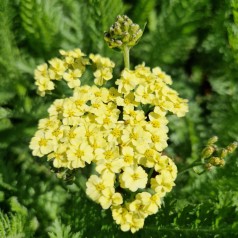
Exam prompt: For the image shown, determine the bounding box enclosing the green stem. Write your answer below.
[78,173,87,192]
[178,160,203,176]
[148,168,154,179]
[123,46,130,69]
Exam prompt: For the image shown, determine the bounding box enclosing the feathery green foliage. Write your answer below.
[0,210,37,237]
[128,0,157,27]
[47,219,82,238]
[20,0,63,55]
[134,0,211,68]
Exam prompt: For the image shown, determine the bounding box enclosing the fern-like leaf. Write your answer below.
[134,0,211,67]
[20,0,63,54]
[129,0,157,27]
[0,211,36,238]
[47,219,82,238]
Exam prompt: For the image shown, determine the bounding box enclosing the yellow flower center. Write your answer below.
[67,109,75,117]
[75,99,84,107]
[52,129,61,137]
[95,91,102,97]
[142,93,149,99]
[75,149,84,157]
[85,130,92,138]
[92,103,100,109]
[103,117,111,124]
[38,138,47,146]
[130,132,138,140]
[96,183,105,192]
[46,120,54,127]
[106,162,112,169]
[124,98,130,105]
[151,120,160,128]
[151,135,160,143]
[68,131,76,139]
[112,128,121,137]
[145,149,154,159]
[56,106,62,113]
[131,173,139,180]
[104,151,113,160]
[124,155,133,163]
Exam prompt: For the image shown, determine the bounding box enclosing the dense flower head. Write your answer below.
[30,48,188,233]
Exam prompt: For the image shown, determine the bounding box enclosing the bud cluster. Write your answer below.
[104,15,143,49]
[201,137,237,171]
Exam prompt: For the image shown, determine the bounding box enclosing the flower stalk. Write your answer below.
[123,46,130,69]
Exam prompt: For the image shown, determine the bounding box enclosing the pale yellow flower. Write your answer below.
[63,69,82,88]
[145,193,162,215]
[86,173,115,202]
[30,130,55,157]
[35,77,54,96]
[48,144,68,168]
[47,99,64,118]
[45,125,64,143]
[60,126,83,146]
[152,67,172,85]
[67,142,93,168]
[121,125,151,147]
[90,54,114,86]
[116,92,139,111]
[138,148,160,168]
[123,108,146,125]
[48,58,66,79]
[121,146,135,167]
[116,69,138,94]
[120,166,148,192]
[34,63,49,79]
[172,98,189,117]
[112,206,132,230]
[134,85,155,104]
[90,86,109,103]
[62,98,83,125]
[99,187,123,209]
[38,118,60,131]
[106,122,124,145]
[96,157,124,175]
[150,132,168,152]
[128,192,151,218]
[154,155,177,180]
[150,171,176,195]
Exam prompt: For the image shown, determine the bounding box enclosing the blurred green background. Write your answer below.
[1,0,238,237]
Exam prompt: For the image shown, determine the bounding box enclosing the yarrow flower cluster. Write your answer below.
[30,47,188,233]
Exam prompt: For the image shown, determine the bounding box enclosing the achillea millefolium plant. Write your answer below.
[29,15,189,233]
[1,1,238,237]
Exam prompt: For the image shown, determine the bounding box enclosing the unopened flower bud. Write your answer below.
[122,33,130,42]
[204,163,213,170]
[115,40,123,46]
[201,146,215,159]
[114,26,122,35]
[104,15,143,50]
[122,21,130,31]
[117,15,124,23]
[220,148,228,159]
[226,141,238,154]
[209,157,221,166]
[207,136,218,145]
[219,159,225,167]
[131,23,139,32]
